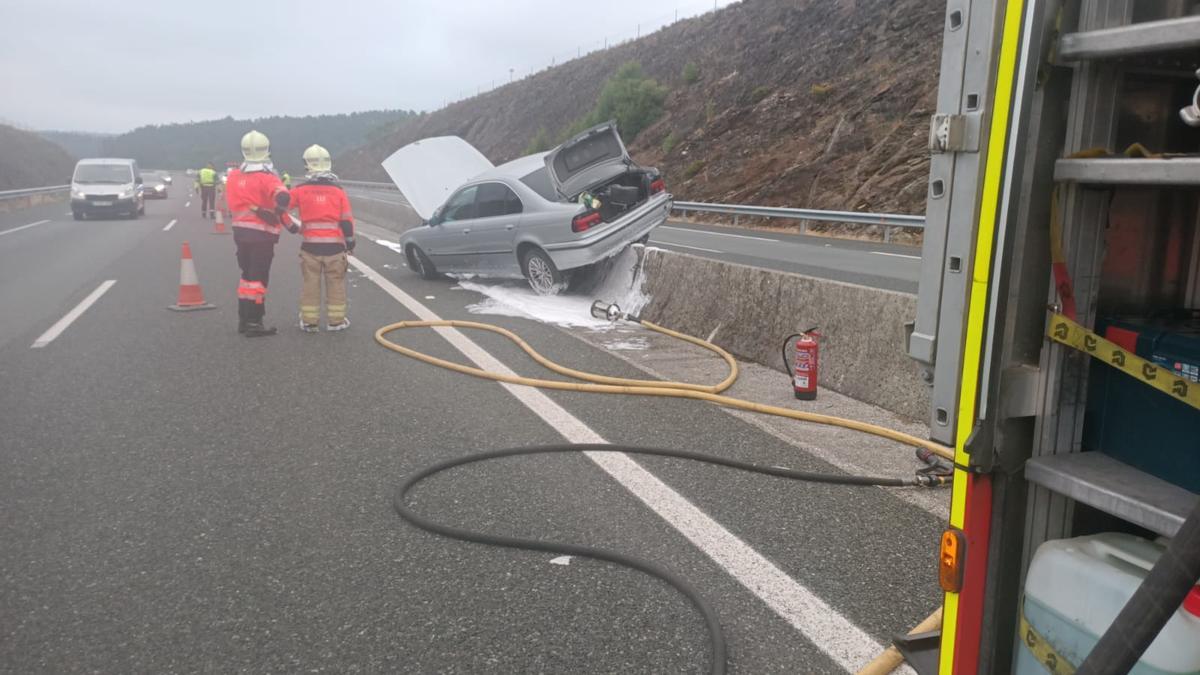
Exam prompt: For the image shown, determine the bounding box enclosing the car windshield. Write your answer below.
[74,164,132,184]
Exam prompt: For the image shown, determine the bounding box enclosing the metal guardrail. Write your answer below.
[672,201,925,243]
[337,180,926,242]
[0,185,69,200]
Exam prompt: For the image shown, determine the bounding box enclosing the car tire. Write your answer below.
[73,211,84,221]
[406,245,439,280]
[521,247,564,296]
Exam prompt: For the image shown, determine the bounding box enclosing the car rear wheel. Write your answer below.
[406,245,439,280]
[73,211,84,221]
[521,248,564,296]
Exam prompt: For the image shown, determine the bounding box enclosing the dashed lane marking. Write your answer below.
[660,226,779,242]
[870,251,921,260]
[653,241,722,254]
[162,219,177,232]
[30,280,117,348]
[348,251,900,673]
[0,219,51,237]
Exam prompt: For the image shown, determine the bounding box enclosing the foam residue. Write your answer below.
[462,247,651,330]
[373,239,405,254]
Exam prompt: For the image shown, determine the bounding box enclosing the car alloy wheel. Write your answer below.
[523,250,562,296]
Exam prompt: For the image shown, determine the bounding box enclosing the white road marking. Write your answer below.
[185,201,191,208]
[654,241,722,254]
[661,226,778,242]
[30,280,117,349]
[349,251,897,673]
[871,251,921,260]
[0,219,50,237]
[162,219,177,232]
[550,556,572,566]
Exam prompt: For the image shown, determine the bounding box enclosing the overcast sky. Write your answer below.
[0,0,738,134]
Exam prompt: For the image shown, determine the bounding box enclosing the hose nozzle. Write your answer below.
[591,300,623,322]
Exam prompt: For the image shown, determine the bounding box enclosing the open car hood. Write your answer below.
[381,136,494,220]
[543,121,631,199]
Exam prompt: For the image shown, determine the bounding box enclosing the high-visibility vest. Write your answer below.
[225,169,289,236]
[198,167,217,187]
[290,182,354,245]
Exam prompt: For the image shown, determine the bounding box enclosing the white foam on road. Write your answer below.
[349,254,900,673]
[462,248,651,330]
[373,239,405,255]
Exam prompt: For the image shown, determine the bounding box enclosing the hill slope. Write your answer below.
[38,130,114,159]
[338,0,942,221]
[0,124,77,190]
[102,110,417,173]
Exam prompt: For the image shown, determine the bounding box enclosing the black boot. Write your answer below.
[238,320,249,334]
[243,323,277,337]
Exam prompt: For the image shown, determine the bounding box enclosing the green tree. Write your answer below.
[682,62,700,85]
[577,62,669,142]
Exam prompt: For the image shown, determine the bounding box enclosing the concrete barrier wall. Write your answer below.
[0,190,68,214]
[637,247,930,421]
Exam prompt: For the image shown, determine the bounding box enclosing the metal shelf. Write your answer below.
[1025,452,1198,537]
[1054,157,1200,186]
[1059,15,1200,61]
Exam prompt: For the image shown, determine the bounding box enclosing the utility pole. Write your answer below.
[509,68,514,83]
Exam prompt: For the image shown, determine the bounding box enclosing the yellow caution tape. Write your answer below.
[1019,605,1076,675]
[1048,313,1200,412]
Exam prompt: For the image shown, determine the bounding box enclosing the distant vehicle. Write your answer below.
[70,158,145,220]
[159,172,172,185]
[143,172,169,199]
[387,121,671,294]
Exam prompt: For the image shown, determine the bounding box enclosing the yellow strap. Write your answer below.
[1047,313,1200,411]
[1019,605,1076,675]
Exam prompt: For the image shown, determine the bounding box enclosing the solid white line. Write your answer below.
[653,241,722,254]
[162,219,177,232]
[870,251,920,260]
[0,219,51,237]
[30,280,117,348]
[348,252,895,673]
[661,226,778,242]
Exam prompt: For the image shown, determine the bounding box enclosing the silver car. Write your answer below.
[386,121,672,294]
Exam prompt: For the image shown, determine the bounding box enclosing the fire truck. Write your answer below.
[906,1,1200,673]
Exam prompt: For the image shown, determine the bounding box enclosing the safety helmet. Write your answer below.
[240,130,271,162]
[302,144,332,173]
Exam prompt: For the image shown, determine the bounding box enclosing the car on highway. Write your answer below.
[143,172,169,199]
[159,172,173,185]
[386,121,671,294]
[70,158,145,220]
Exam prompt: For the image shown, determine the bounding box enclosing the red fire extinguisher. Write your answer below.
[782,328,820,400]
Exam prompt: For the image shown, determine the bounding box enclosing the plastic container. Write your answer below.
[1016,533,1200,674]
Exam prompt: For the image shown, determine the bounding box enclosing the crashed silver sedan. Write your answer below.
[385,122,672,294]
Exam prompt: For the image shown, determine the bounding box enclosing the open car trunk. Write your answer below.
[545,121,664,226]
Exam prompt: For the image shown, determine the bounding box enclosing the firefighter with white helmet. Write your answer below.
[287,144,355,332]
[224,129,298,337]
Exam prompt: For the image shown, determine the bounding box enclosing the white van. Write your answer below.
[70,158,145,220]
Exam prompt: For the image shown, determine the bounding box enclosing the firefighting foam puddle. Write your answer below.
[373,239,406,255]
[461,248,650,332]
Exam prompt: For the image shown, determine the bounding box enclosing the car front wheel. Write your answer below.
[521,248,564,296]
[406,245,439,280]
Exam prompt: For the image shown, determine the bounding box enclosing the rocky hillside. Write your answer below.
[338,0,943,222]
[0,124,76,191]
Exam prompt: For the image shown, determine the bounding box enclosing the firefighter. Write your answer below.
[289,144,355,332]
[196,162,218,218]
[225,130,297,337]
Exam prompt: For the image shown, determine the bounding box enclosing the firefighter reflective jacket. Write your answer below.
[225,168,289,239]
[198,167,217,187]
[289,179,354,253]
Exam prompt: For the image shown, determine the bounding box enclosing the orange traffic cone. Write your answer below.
[212,209,229,235]
[167,242,216,311]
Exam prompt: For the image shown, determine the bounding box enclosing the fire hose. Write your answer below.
[376,304,953,674]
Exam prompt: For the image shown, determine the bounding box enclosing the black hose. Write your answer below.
[1077,498,1200,674]
[393,443,942,675]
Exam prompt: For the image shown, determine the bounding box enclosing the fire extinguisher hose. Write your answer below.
[374,318,954,461]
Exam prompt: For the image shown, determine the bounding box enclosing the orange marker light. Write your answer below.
[939,528,966,593]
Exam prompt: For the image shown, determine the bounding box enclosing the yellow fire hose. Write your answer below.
[374,317,954,462]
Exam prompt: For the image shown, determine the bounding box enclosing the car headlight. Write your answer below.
[72,189,85,199]
[154,185,164,191]
[119,189,135,199]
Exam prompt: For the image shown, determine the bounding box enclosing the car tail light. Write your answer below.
[572,211,602,233]
[650,177,666,194]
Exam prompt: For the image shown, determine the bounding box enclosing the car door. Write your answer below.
[468,182,523,273]
[426,185,479,270]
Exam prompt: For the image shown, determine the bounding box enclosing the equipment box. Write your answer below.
[1083,313,1200,493]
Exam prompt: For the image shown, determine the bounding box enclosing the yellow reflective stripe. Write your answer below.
[941,1,1027,673]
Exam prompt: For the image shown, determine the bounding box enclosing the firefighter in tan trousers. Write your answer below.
[288,145,355,332]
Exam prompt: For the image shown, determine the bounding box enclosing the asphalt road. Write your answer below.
[0,180,941,673]
[341,186,922,293]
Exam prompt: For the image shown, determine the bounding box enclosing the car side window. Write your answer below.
[441,186,478,222]
[475,182,523,218]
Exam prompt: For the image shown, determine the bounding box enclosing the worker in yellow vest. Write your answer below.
[195,162,218,219]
